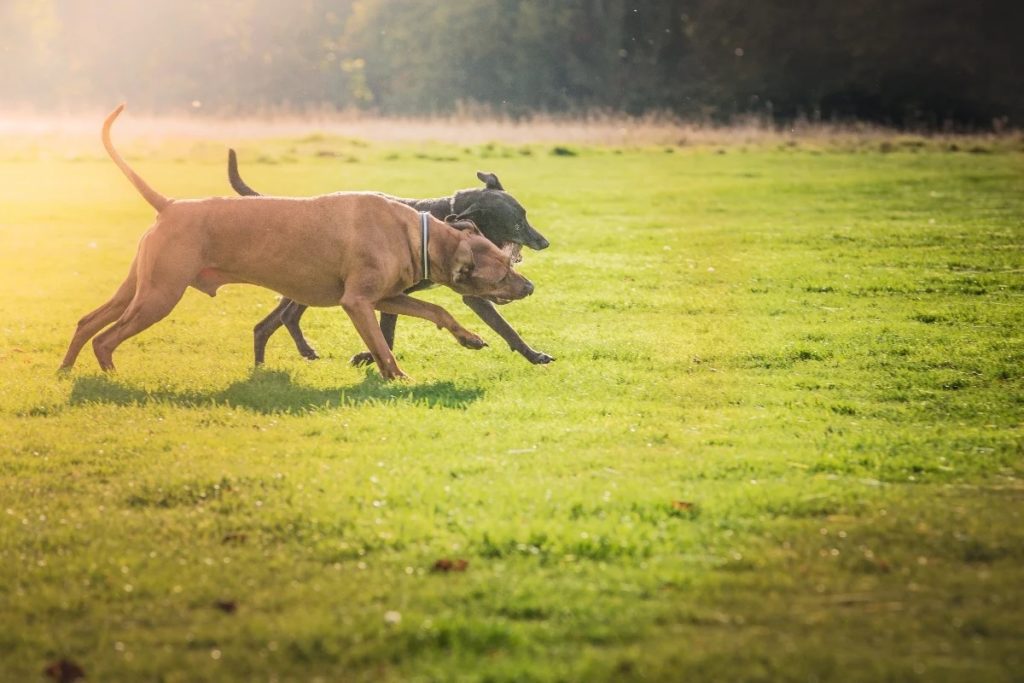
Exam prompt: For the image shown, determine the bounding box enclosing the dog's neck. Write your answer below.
[421,218,463,287]
[398,196,453,220]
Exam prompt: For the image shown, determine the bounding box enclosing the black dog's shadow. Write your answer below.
[68,369,485,413]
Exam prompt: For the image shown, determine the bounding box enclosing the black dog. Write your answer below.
[227,150,554,366]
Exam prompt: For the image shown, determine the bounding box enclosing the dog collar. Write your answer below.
[420,211,430,282]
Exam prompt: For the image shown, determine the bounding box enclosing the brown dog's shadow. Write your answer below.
[67,369,485,413]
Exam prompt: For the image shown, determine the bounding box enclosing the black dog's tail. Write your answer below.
[227,149,261,196]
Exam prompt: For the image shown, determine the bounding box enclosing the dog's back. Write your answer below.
[150,193,416,306]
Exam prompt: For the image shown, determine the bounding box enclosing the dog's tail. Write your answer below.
[227,149,261,197]
[102,104,171,212]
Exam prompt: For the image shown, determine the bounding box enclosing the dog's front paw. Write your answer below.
[349,351,375,367]
[524,349,555,364]
[382,369,412,382]
[299,346,320,361]
[457,332,488,350]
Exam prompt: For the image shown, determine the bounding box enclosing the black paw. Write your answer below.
[349,351,375,367]
[299,347,320,360]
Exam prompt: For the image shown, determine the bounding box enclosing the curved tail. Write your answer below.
[102,104,171,212]
[227,149,261,196]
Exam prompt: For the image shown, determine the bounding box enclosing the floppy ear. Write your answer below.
[453,203,481,220]
[450,238,476,284]
[447,218,482,236]
[476,171,505,191]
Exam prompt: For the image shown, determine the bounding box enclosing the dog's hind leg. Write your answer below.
[91,280,188,371]
[89,235,192,371]
[280,301,318,360]
[253,299,288,365]
[252,302,284,366]
[254,300,318,365]
[60,259,138,370]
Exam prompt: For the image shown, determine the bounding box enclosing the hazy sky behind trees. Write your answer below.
[1,0,1019,127]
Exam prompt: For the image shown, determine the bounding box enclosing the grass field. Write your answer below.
[1,127,1023,682]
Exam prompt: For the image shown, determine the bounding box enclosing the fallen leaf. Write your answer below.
[221,533,247,545]
[671,500,694,511]
[43,659,85,682]
[214,600,237,614]
[432,558,469,573]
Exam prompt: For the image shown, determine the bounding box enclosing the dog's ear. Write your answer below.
[453,204,483,224]
[446,218,482,236]
[450,238,476,284]
[454,203,479,219]
[476,171,504,191]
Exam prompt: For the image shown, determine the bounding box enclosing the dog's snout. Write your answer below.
[523,280,534,296]
[527,233,550,250]
[524,224,550,251]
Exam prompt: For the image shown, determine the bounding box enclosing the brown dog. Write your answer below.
[59,105,534,380]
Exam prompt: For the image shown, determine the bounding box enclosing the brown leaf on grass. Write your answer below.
[214,600,238,614]
[671,500,694,511]
[221,533,247,545]
[432,558,469,573]
[43,659,85,682]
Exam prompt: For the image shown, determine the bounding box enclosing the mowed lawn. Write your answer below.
[1,131,1022,682]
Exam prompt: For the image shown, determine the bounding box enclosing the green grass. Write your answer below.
[1,134,1023,682]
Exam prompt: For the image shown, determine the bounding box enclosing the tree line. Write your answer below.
[1,0,1019,127]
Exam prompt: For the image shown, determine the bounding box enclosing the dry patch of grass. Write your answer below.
[2,108,1022,153]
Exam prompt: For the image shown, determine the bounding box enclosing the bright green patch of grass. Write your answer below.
[1,137,1022,681]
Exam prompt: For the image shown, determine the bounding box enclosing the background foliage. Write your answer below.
[1,0,1020,126]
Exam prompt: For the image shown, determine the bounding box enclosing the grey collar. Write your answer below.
[420,211,430,282]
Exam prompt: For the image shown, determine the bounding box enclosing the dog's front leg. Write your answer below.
[340,295,408,380]
[350,312,398,367]
[375,295,487,350]
[462,295,554,364]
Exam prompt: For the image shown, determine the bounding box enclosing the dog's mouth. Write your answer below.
[483,243,525,304]
[500,242,524,265]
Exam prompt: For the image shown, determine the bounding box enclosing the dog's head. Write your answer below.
[447,171,550,253]
[445,220,534,304]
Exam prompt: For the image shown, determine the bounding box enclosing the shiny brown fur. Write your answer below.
[59,105,533,380]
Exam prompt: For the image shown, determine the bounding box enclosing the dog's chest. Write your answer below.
[405,280,438,294]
